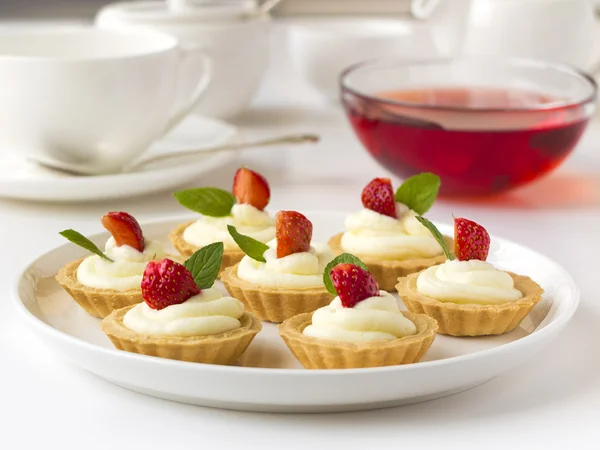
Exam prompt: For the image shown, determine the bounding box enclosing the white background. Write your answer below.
[1,23,600,449]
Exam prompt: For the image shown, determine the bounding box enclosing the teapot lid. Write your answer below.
[97,0,259,24]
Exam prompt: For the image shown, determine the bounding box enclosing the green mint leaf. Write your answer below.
[173,187,235,217]
[415,216,454,260]
[394,172,441,215]
[59,229,113,262]
[322,253,369,295]
[227,225,268,262]
[184,242,224,289]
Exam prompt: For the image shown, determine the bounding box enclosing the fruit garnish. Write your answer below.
[232,167,270,210]
[101,211,144,252]
[142,242,224,310]
[173,187,236,217]
[330,262,380,308]
[394,172,441,215]
[227,225,268,262]
[322,253,368,295]
[415,216,454,261]
[454,217,490,261]
[59,229,112,262]
[142,259,200,310]
[361,177,396,218]
[275,210,312,258]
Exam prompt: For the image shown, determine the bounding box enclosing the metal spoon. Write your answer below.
[31,133,320,176]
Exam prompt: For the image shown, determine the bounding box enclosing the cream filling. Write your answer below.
[123,287,245,336]
[183,203,275,250]
[416,259,523,305]
[237,239,335,288]
[76,237,166,291]
[303,291,417,342]
[341,204,443,260]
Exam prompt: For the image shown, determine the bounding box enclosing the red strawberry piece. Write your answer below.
[454,217,491,261]
[330,263,380,308]
[232,167,271,210]
[101,211,144,252]
[141,259,200,310]
[275,210,313,258]
[361,177,396,218]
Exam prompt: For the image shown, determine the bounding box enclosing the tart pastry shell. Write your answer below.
[278,310,438,369]
[220,264,334,323]
[56,258,143,318]
[328,233,453,291]
[101,306,262,365]
[396,270,544,336]
[169,221,245,273]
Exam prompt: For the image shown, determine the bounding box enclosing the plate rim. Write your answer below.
[11,212,580,376]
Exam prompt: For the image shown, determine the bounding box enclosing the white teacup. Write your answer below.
[0,26,212,174]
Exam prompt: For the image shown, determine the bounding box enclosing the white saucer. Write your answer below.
[12,212,579,413]
[0,115,238,202]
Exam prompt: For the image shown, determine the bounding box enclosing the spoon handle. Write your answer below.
[127,133,320,171]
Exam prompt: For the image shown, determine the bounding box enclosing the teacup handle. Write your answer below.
[165,46,213,134]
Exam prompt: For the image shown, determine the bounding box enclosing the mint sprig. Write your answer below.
[59,229,113,262]
[173,187,236,217]
[323,253,369,295]
[415,216,454,260]
[184,242,224,289]
[227,225,268,262]
[394,172,441,215]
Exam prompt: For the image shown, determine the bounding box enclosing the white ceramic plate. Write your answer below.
[13,212,578,413]
[0,115,237,202]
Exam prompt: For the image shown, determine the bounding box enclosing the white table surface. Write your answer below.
[1,22,600,450]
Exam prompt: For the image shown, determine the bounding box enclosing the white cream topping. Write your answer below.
[237,239,335,288]
[183,204,275,250]
[123,287,244,336]
[76,237,166,291]
[341,203,443,260]
[416,259,523,305]
[303,291,417,342]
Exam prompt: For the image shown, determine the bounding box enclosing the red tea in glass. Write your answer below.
[341,59,596,196]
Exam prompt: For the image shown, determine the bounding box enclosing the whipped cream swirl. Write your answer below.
[183,204,275,250]
[123,287,245,336]
[237,239,335,288]
[303,291,417,342]
[341,203,443,260]
[77,237,166,291]
[416,260,523,304]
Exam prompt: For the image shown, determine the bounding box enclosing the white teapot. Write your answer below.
[412,0,597,70]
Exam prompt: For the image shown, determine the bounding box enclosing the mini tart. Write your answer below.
[396,270,544,337]
[220,264,335,323]
[169,221,244,273]
[101,305,262,365]
[278,310,438,369]
[328,233,454,291]
[56,258,142,318]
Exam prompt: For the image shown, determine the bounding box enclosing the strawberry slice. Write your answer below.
[141,259,200,310]
[101,211,144,252]
[275,210,312,258]
[361,177,396,218]
[330,263,380,308]
[232,167,270,210]
[454,217,490,261]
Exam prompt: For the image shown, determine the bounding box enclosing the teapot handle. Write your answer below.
[411,0,443,20]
